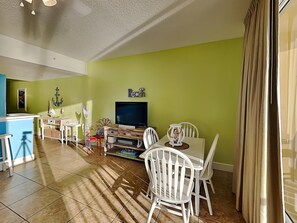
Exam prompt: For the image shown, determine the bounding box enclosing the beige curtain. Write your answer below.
[232,0,285,222]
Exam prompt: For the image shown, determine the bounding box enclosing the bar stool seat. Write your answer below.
[90,134,104,148]
[0,134,13,176]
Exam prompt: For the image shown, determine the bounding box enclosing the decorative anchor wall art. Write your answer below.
[128,87,145,97]
[52,87,63,107]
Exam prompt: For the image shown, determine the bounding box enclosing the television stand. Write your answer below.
[104,125,145,161]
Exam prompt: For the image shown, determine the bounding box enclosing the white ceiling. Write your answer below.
[0,0,251,81]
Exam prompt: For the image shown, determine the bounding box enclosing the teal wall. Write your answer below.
[6,38,243,165]
[0,119,34,161]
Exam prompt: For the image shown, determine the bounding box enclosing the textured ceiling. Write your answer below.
[0,0,251,80]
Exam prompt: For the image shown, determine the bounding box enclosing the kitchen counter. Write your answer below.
[0,113,39,121]
[0,113,39,170]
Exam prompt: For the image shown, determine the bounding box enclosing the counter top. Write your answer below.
[0,113,40,122]
[39,116,71,120]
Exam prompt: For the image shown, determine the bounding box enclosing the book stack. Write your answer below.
[116,149,138,158]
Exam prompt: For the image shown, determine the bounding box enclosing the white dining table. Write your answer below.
[140,136,205,216]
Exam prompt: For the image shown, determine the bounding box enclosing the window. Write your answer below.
[280,0,297,221]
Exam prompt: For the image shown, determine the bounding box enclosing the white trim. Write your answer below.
[13,154,35,166]
[279,0,290,12]
[0,154,35,171]
[285,213,293,223]
[213,161,233,172]
[0,114,39,122]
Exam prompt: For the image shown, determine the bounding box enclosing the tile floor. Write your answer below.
[0,137,244,223]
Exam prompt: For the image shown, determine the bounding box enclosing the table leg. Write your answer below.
[195,169,200,216]
[75,126,78,146]
[41,126,44,140]
[5,138,13,176]
[65,126,68,144]
[1,140,6,171]
[61,128,64,144]
[71,127,73,142]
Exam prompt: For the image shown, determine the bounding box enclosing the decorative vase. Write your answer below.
[167,124,185,146]
[48,108,55,117]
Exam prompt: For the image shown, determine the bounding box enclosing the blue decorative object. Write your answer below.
[52,87,63,107]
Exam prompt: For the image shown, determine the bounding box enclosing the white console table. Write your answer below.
[40,117,71,143]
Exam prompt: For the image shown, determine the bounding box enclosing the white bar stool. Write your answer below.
[0,134,13,176]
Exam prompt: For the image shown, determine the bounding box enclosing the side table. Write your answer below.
[64,122,81,146]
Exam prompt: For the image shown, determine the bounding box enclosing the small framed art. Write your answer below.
[17,88,27,111]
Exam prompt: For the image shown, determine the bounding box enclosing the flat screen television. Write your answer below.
[115,102,148,128]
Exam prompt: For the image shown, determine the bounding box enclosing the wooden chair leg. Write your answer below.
[190,198,194,216]
[209,179,215,194]
[146,184,153,200]
[187,199,193,221]
[181,203,188,223]
[203,180,213,215]
[147,197,157,223]
[7,138,13,176]
[146,186,150,197]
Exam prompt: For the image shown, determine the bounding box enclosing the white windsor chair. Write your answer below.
[179,122,199,138]
[143,127,160,197]
[145,146,194,223]
[143,127,159,149]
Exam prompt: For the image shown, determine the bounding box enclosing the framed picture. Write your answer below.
[17,88,27,111]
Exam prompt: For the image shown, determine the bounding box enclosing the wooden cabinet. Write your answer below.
[104,125,145,161]
[40,117,71,143]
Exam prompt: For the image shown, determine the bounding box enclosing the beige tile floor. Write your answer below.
[282,143,297,222]
[0,137,244,223]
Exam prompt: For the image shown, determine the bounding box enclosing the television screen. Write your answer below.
[115,102,147,127]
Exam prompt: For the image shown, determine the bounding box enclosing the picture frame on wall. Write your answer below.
[17,88,26,111]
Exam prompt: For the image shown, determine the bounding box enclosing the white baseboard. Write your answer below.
[213,161,233,172]
[0,154,35,171]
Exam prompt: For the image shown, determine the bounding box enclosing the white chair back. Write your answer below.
[143,127,159,149]
[144,146,194,202]
[179,122,199,138]
[200,134,219,178]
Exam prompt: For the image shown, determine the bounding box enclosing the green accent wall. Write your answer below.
[6,37,243,165]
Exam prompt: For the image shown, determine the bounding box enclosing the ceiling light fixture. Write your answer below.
[42,0,57,7]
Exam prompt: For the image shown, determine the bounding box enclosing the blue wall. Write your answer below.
[0,119,34,162]
[0,74,6,116]
[0,75,34,164]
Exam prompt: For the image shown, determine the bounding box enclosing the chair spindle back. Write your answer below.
[145,146,194,202]
[179,122,199,138]
[143,127,159,149]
